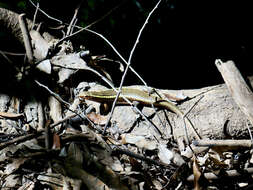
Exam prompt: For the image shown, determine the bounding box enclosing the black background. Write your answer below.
[1,0,253,89]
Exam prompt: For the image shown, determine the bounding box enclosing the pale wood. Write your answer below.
[193,139,252,148]
[104,82,253,141]
[215,59,253,127]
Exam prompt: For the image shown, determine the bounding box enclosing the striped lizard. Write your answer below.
[79,87,201,140]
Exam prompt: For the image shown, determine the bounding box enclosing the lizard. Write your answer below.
[79,87,201,140]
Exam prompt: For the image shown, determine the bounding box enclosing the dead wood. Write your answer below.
[187,167,253,181]
[101,79,253,142]
[216,60,253,128]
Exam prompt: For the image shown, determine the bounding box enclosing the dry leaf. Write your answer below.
[121,134,157,150]
[157,144,173,165]
[5,158,27,175]
[193,156,202,190]
[3,174,21,188]
[163,91,187,101]
[30,30,49,60]
[129,157,143,171]
[67,142,83,168]
[18,181,35,190]
[208,155,228,169]
[36,59,51,74]
[87,112,108,125]
[37,173,82,190]
[172,150,186,166]
[52,133,61,149]
[48,96,62,131]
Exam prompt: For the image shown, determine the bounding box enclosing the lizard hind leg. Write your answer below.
[99,102,111,115]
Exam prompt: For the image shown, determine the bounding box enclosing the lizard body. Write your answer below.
[79,87,183,115]
[79,87,200,140]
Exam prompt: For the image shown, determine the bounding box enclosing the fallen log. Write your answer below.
[99,75,253,143]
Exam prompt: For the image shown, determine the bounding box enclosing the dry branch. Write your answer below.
[187,167,253,181]
[102,82,253,142]
[18,13,34,65]
[215,60,253,127]
[193,139,252,148]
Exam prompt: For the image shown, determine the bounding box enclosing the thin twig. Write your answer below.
[113,147,170,167]
[246,122,253,146]
[29,0,147,86]
[19,14,34,64]
[83,28,148,86]
[183,95,204,117]
[32,2,39,30]
[66,2,82,36]
[182,95,203,141]
[0,133,42,151]
[103,0,162,134]
[0,50,25,56]
[0,50,13,64]
[85,1,126,29]
[34,80,102,132]
[54,2,125,47]
[70,18,78,35]
[127,0,161,64]
[55,27,147,86]
[29,0,63,24]
[35,80,70,106]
